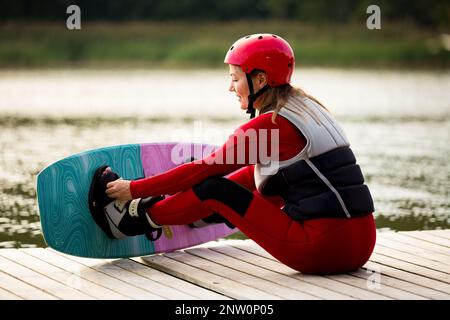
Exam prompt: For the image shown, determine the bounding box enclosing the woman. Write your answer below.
[89,34,376,274]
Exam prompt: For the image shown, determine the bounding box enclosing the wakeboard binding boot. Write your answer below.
[88,165,164,241]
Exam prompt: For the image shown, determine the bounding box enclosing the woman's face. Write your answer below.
[228,64,267,111]
[228,64,250,110]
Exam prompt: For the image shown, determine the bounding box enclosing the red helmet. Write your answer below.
[224,33,295,86]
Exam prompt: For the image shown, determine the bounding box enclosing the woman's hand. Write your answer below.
[106,178,132,201]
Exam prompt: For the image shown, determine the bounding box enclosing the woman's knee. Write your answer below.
[192,177,253,216]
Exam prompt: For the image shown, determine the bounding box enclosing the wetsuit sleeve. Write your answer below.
[130,146,244,198]
[130,113,306,198]
[226,165,256,191]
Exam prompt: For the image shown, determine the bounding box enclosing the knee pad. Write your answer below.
[192,177,253,216]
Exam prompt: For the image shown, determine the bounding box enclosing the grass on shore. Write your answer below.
[0,20,448,69]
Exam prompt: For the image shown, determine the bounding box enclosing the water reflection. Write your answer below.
[375,213,450,231]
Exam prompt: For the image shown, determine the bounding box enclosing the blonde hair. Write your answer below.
[251,70,327,124]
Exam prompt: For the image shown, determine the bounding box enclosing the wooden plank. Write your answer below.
[325,272,425,300]
[186,247,351,300]
[369,252,450,284]
[137,254,280,300]
[26,248,148,300]
[33,248,226,300]
[100,259,198,300]
[203,242,390,300]
[379,232,450,256]
[0,286,23,300]
[0,255,92,299]
[361,261,450,299]
[400,231,450,247]
[59,255,192,300]
[0,269,57,300]
[112,259,229,300]
[349,268,437,300]
[49,249,169,300]
[423,230,450,240]
[366,255,450,294]
[212,241,393,300]
[165,250,318,300]
[2,249,125,300]
[213,243,387,300]
[224,239,450,298]
[230,239,281,260]
[321,272,393,300]
[1,230,447,300]
[26,248,133,299]
[373,245,450,274]
[375,237,450,265]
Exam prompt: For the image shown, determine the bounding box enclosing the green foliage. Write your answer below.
[0,21,448,69]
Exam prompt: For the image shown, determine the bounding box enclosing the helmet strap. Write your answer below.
[245,73,269,119]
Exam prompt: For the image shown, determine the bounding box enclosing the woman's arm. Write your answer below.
[130,113,306,198]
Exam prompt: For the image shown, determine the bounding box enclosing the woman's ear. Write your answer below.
[257,73,268,88]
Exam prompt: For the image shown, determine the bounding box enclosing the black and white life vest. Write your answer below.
[256,95,374,220]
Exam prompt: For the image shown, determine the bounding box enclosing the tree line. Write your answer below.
[1,0,448,28]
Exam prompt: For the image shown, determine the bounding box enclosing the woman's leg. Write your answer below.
[155,165,258,228]
[147,177,313,272]
[147,177,376,274]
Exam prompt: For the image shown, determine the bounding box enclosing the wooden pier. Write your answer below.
[0,230,449,300]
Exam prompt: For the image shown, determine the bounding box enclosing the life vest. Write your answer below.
[255,95,374,220]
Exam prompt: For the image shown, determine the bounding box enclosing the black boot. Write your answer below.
[88,165,165,241]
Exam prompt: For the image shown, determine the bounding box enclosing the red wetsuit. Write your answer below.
[131,113,376,274]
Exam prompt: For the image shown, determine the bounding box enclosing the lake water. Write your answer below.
[0,68,449,248]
